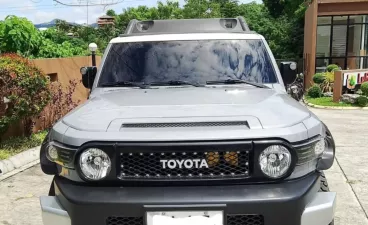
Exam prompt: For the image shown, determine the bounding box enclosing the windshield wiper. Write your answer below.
[100,81,149,89]
[148,80,205,87]
[206,79,269,89]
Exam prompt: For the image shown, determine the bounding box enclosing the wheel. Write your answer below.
[320,173,334,225]
[319,172,329,192]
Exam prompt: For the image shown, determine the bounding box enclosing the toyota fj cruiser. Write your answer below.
[39,17,336,225]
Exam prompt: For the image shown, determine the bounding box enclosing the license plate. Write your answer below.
[146,210,223,225]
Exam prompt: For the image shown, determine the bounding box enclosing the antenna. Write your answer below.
[53,0,124,7]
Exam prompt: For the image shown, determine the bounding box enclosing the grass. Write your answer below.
[305,96,356,107]
[0,130,48,160]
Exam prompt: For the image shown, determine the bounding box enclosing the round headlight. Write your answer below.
[79,148,111,180]
[46,144,58,161]
[314,139,326,156]
[259,145,292,178]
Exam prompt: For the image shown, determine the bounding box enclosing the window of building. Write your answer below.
[316,15,368,72]
[317,16,331,25]
[47,73,58,82]
[332,25,347,57]
[316,26,331,58]
[333,16,348,25]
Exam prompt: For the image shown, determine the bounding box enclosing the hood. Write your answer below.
[62,86,311,132]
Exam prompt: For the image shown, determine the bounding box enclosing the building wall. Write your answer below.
[319,2,368,16]
[32,56,102,102]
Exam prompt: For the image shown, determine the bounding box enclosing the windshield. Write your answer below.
[98,39,278,86]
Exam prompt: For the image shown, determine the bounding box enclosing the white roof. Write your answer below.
[110,33,263,44]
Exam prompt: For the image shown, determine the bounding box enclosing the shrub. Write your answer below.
[313,73,325,84]
[320,79,333,93]
[361,82,368,96]
[38,79,81,129]
[307,85,322,98]
[327,64,339,72]
[0,53,51,136]
[356,96,368,107]
[325,71,334,82]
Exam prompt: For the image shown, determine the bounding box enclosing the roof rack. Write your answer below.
[123,16,251,35]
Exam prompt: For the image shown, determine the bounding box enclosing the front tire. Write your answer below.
[319,172,329,192]
[319,173,334,225]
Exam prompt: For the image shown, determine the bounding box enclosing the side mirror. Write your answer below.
[80,66,97,89]
[279,62,297,87]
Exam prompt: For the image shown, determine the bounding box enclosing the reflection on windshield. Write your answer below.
[98,40,277,86]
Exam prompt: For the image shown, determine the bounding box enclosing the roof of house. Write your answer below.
[98,15,115,19]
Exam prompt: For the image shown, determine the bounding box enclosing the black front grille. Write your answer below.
[118,149,250,180]
[227,215,264,225]
[106,215,264,225]
[106,217,143,225]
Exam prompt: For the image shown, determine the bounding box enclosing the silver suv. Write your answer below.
[39,17,336,225]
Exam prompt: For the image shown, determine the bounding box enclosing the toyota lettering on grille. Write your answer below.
[160,159,209,169]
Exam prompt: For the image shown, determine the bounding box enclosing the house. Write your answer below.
[97,15,115,27]
[303,0,368,88]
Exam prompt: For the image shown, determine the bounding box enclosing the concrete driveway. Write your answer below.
[309,108,368,225]
[0,107,368,225]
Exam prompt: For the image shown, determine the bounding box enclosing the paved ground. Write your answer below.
[310,108,368,225]
[0,107,368,225]
[0,165,52,225]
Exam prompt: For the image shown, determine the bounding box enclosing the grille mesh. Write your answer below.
[294,139,320,165]
[296,145,316,165]
[106,217,143,225]
[56,148,73,164]
[119,150,250,180]
[227,215,264,225]
[106,215,264,225]
[121,121,249,128]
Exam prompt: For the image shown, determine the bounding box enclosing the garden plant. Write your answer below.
[0,53,51,137]
[308,65,368,107]
[0,54,80,159]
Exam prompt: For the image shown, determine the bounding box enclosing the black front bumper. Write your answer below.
[54,173,321,225]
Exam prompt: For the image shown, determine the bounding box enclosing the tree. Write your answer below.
[182,0,221,18]
[115,6,157,32]
[36,38,88,59]
[0,16,41,57]
[157,1,183,19]
[55,19,74,33]
[106,9,117,17]
[237,2,302,59]
[262,0,304,18]
[259,0,306,59]
[210,0,239,17]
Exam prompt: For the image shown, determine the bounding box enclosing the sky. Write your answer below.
[0,0,262,24]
